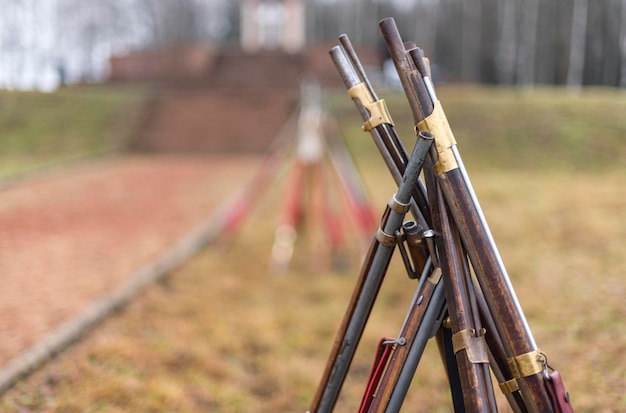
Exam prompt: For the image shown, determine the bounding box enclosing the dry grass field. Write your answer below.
[1,86,625,412]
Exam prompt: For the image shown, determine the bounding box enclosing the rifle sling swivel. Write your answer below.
[347,82,394,131]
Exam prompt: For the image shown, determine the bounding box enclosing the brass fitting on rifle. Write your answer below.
[347,82,394,131]
[507,349,545,379]
[499,378,520,394]
[416,101,458,175]
[451,328,490,364]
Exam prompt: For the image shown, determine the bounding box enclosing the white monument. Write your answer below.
[240,0,305,53]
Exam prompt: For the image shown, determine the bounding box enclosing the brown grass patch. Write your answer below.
[1,167,624,412]
[2,86,625,411]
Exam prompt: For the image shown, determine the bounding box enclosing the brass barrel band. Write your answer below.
[499,378,520,394]
[416,101,459,175]
[507,349,545,379]
[451,328,490,364]
[347,82,394,131]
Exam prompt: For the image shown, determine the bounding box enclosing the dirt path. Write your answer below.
[0,154,259,366]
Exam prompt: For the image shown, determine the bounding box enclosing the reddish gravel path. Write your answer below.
[0,154,259,366]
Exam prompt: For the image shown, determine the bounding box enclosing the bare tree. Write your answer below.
[496,0,517,84]
[153,0,200,46]
[516,0,539,87]
[412,0,438,57]
[566,0,589,90]
[621,0,626,87]
[0,1,24,87]
[2,0,626,89]
[461,0,481,82]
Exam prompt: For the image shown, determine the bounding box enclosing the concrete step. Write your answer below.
[137,49,304,153]
[136,89,297,153]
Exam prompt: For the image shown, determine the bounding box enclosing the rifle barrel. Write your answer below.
[379,17,425,124]
[329,43,433,229]
[310,132,433,413]
[338,34,377,100]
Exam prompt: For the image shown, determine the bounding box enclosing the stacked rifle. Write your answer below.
[309,18,573,413]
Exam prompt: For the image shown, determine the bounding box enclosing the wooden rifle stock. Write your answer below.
[429,177,497,412]
[437,169,553,412]
[365,261,445,412]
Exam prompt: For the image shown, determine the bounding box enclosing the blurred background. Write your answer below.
[1,0,625,91]
[1,0,625,411]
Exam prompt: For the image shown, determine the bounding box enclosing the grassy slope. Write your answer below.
[0,86,147,180]
[1,86,625,412]
[340,85,626,172]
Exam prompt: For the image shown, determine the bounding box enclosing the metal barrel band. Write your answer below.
[499,378,520,394]
[451,328,490,364]
[376,227,397,247]
[388,193,411,214]
[347,82,394,131]
[415,101,458,175]
[507,349,545,379]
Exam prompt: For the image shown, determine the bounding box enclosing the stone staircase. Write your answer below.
[136,50,304,153]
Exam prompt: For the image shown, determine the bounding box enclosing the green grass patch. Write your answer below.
[3,84,625,178]
[0,85,148,179]
[328,85,626,172]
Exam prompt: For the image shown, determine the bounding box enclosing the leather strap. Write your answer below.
[359,338,395,413]
[544,370,574,413]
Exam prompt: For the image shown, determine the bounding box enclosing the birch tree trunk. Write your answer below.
[461,0,481,82]
[496,0,517,84]
[412,0,438,61]
[619,0,626,88]
[566,0,589,90]
[516,0,539,87]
